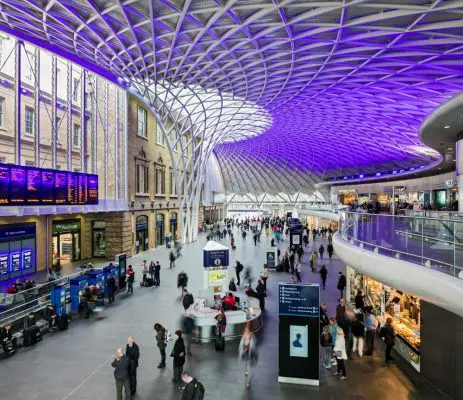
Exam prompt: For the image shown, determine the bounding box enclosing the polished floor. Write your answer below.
[0,226,446,400]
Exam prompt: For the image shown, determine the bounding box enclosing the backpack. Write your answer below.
[164,330,174,344]
[192,380,205,400]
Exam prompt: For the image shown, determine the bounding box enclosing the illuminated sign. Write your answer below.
[0,163,98,206]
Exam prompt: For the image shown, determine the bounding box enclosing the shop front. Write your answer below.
[338,189,357,205]
[135,215,149,254]
[0,223,36,281]
[156,214,164,246]
[92,221,106,258]
[52,220,81,267]
[345,267,421,371]
[170,213,177,240]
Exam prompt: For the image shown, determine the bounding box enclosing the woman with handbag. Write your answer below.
[333,327,348,380]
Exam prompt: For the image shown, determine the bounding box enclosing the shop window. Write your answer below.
[136,163,149,195]
[25,106,35,135]
[137,106,147,137]
[73,123,80,147]
[92,221,106,257]
[0,97,5,127]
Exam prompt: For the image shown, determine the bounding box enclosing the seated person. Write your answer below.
[222,292,237,311]
[44,305,57,331]
[245,285,259,299]
[24,279,35,290]
[7,285,18,295]
[13,280,24,292]
[23,313,37,330]
[0,324,17,354]
[228,278,237,292]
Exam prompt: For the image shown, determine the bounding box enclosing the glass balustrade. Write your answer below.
[339,211,463,277]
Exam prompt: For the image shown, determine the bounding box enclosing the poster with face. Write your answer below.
[289,325,308,358]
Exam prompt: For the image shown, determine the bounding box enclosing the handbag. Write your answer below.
[334,350,343,358]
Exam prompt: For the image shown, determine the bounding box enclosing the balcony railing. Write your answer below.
[338,211,463,278]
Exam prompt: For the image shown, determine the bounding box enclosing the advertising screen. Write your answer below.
[290,325,309,358]
[0,165,9,204]
[0,164,98,206]
[0,254,8,277]
[22,249,33,271]
[10,251,21,273]
[10,166,26,204]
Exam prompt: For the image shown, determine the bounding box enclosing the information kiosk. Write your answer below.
[278,283,320,386]
[50,285,66,315]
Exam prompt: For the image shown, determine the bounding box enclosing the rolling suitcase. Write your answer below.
[23,328,35,347]
[34,326,42,343]
[145,278,154,287]
[215,336,225,352]
[57,314,69,331]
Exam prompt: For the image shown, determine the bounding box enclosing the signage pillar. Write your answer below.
[203,241,229,295]
[456,136,463,212]
[265,248,278,270]
[278,283,320,386]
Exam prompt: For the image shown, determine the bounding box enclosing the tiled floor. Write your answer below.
[0,227,446,400]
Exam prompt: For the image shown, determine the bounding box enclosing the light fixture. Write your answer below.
[444,125,451,129]
[376,172,381,176]
[359,174,364,178]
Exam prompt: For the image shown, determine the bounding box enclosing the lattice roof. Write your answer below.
[1,0,462,194]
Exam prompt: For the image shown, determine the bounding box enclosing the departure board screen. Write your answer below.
[27,169,41,203]
[0,254,8,276]
[0,165,9,204]
[0,164,98,206]
[10,166,26,204]
[41,170,55,203]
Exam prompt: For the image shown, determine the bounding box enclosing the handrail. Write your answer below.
[348,211,463,224]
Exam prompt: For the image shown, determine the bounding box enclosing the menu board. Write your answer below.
[0,164,99,206]
[0,165,9,204]
[27,169,41,203]
[41,170,55,203]
[10,251,21,273]
[22,249,32,271]
[10,166,26,204]
[0,254,8,276]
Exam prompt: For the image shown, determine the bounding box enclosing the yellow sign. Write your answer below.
[208,271,227,284]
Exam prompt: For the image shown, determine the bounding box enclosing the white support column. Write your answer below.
[104,80,109,199]
[80,70,87,173]
[51,55,58,169]
[456,136,463,212]
[114,88,119,199]
[14,41,21,165]
[124,91,128,204]
[91,75,97,174]
[67,61,73,171]
[34,47,40,167]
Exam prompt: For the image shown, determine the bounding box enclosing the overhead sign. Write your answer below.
[279,284,319,317]
[0,163,98,206]
[203,249,229,268]
[445,180,457,188]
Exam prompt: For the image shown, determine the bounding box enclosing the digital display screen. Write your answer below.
[10,251,21,272]
[0,254,8,276]
[279,284,319,317]
[22,249,32,271]
[0,164,98,206]
[10,166,26,204]
[290,325,309,358]
[27,169,41,203]
[41,170,55,203]
[0,165,9,204]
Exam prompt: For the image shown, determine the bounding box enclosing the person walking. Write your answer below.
[182,289,194,313]
[319,265,327,290]
[149,261,155,282]
[235,261,244,287]
[181,372,205,400]
[337,271,346,299]
[154,323,167,368]
[239,323,259,388]
[321,325,333,369]
[295,261,302,283]
[126,265,135,295]
[141,260,148,285]
[303,234,308,247]
[261,264,269,291]
[253,233,258,246]
[351,315,364,357]
[333,328,348,380]
[242,230,247,242]
[107,274,116,304]
[319,244,325,259]
[364,306,378,356]
[154,261,161,286]
[171,330,186,384]
[169,251,176,269]
[256,279,266,310]
[320,303,329,331]
[111,348,131,400]
[296,245,304,263]
[126,336,140,395]
[310,250,318,272]
[327,243,334,259]
[289,248,295,274]
[177,271,189,298]
[380,317,396,364]
[355,290,365,310]
[182,312,195,356]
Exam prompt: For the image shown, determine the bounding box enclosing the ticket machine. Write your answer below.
[70,275,89,313]
[87,269,105,305]
[50,284,66,316]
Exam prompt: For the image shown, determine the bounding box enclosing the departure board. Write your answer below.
[27,169,41,203]
[0,165,9,204]
[0,254,8,276]
[10,166,26,204]
[0,164,98,206]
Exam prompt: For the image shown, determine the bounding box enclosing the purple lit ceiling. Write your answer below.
[0,0,462,194]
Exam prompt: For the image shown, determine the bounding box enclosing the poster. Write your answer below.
[290,325,309,358]
[22,249,33,271]
[292,234,300,245]
[0,254,8,276]
[10,252,21,272]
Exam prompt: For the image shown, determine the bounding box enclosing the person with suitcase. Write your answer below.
[215,308,227,351]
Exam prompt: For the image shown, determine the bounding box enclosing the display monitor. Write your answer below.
[0,165,10,204]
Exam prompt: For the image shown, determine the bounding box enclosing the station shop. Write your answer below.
[302,215,338,232]
[346,266,421,371]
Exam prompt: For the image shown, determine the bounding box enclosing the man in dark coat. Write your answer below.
[126,336,140,395]
[256,279,266,311]
[181,372,205,400]
[154,261,161,286]
[235,261,244,286]
[111,347,130,400]
[107,274,116,304]
[171,330,186,383]
[337,271,346,299]
[182,289,194,312]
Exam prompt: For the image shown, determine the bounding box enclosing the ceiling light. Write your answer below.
[444,125,451,129]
